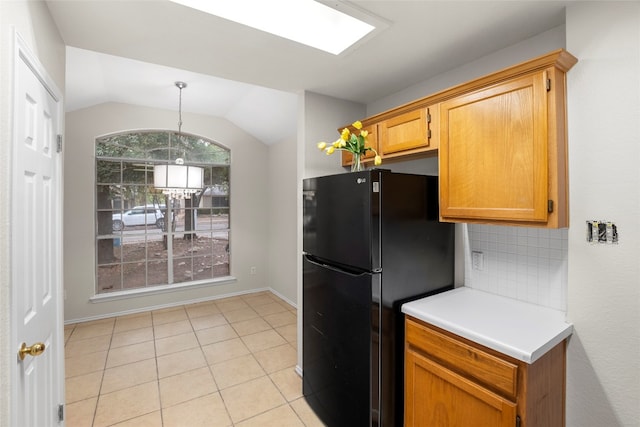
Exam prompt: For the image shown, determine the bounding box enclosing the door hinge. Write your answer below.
[426,112,431,123]
[56,134,63,153]
[58,404,64,422]
[548,200,554,213]
[515,415,521,427]
[427,129,432,139]
[546,78,551,91]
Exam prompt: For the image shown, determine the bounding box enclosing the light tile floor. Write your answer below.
[64,291,325,427]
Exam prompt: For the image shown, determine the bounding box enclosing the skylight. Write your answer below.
[168,0,376,55]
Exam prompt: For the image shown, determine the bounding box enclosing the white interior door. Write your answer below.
[12,36,64,427]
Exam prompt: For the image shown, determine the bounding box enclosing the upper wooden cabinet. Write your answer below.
[438,50,577,227]
[440,72,549,224]
[341,105,439,167]
[337,49,576,227]
[379,106,439,157]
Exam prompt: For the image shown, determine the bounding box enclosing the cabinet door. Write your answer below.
[405,348,517,427]
[341,123,379,167]
[439,72,549,222]
[380,108,433,155]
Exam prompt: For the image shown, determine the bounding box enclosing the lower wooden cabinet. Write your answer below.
[405,316,566,427]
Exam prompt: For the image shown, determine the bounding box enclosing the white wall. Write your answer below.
[368,26,566,116]
[267,132,299,304]
[565,3,640,426]
[63,102,270,322]
[302,91,366,179]
[0,2,66,426]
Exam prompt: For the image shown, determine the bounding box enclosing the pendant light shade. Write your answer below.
[154,161,203,198]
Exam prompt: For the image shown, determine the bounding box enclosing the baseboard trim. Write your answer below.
[65,286,295,325]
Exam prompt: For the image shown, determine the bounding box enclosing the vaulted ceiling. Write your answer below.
[45,0,569,145]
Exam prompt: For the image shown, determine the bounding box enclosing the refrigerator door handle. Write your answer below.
[304,254,378,277]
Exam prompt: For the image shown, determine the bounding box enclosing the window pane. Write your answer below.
[97,264,123,293]
[194,212,230,234]
[192,256,214,281]
[195,209,213,231]
[148,146,171,161]
[122,161,150,184]
[97,160,121,184]
[138,132,169,154]
[204,166,230,186]
[147,260,168,286]
[97,210,120,237]
[97,185,125,210]
[97,237,121,265]
[120,237,148,263]
[173,256,194,284]
[190,137,231,163]
[212,231,230,276]
[121,262,149,290]
[96,137,134,158]
[149,239,168,261]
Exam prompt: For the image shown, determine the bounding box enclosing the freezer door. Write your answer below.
[302,255,375,426]
[303,171,380,271]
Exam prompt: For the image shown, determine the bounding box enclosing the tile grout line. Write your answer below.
[188,305,230,427]
[151,309,165,427]
[94,319,115,427]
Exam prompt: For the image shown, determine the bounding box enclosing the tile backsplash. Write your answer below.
[464,224,568,311]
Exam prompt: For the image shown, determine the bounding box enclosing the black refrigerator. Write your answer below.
[302,169,454,427]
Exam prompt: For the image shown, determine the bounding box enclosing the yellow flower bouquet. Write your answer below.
[317,121,381,172]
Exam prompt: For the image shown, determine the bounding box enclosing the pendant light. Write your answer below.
[154,81,204,198]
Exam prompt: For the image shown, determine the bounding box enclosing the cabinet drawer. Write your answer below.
[406,317,518,399]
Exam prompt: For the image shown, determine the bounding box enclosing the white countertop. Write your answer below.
[401,287,573,364]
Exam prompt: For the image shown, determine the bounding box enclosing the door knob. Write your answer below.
[18,342,46,361]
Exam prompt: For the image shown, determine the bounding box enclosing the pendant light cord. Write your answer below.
[175,81,187,136]
[178,84,183,135]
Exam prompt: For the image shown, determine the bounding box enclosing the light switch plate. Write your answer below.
[472,251,484,270]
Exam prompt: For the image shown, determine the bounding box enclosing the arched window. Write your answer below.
[95,130,230,294]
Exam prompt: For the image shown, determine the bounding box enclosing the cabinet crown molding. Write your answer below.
[365,49,577,125]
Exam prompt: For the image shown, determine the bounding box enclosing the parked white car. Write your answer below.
[112,205,166,231]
